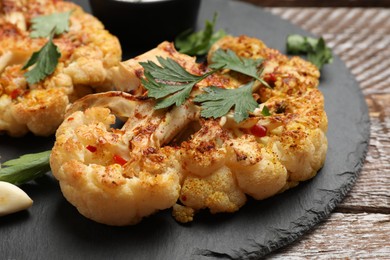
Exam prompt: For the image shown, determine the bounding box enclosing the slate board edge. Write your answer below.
[195,91,370,259]
[192,0,371,258]
[0,0,371,259]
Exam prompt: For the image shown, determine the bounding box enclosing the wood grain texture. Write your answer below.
[265,7,390,213]
[340,94,390,213]
[262,7,390,258]
[241,0,390,7]
[268,8,390,95]
[266,213,390,259]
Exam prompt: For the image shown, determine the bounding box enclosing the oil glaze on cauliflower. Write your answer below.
[0,0,121,136]
[51,35,328,225]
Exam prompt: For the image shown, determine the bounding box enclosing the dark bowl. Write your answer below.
[89,0,201,58]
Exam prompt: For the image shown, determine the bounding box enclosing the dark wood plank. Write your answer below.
[338,94,390,214]
[241,0,390,7]
[264,7,390,258]
[266,213,390,259]
[266,7,390,214]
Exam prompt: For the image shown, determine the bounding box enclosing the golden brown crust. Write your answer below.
[51,35,328,225]
[0,0,121,136]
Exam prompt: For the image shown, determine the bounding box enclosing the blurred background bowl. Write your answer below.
[89,0,201,58]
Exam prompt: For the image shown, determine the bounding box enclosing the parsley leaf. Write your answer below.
[286,34,333,69]
[30,11,72,38]
[261,105,271,116]
[23,12,71,84]
[175,13,226,56]
[286,34,309,53]
[22,32,61,84]
[194,81,258,123]
[307,38,333,69]
[140,57,221,109]
[0,150,51,185]
[209,48,271,88]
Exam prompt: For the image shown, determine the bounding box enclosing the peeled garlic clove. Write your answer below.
[0,181,33,216]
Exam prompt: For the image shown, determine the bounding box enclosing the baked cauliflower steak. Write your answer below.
[50,35,328,226]
[0,0,121,136]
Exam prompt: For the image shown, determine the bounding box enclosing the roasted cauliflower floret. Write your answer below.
[227,135,288,200]
[179,166,246,214]
[51,92,191,226]
[109,41,200,94]
[51,35,328,225]
[0,0,121,136]
[208,35,320,101]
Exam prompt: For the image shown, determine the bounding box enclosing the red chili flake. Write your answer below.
[264,73,277,87]
[67,117,74,121]
[181,195,187,202]
[10,89,22,99]
[86,145,97,153]
[250,124,267,138]
[269,73,277,82]
[113,154,127,166]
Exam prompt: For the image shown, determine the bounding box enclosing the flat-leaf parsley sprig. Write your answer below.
[286,34,333,70]
[0,150,51,185]
[140,57,222,109]
[22,11,72,84]
[30,11,72,38]
[175,13,226,56]
[194,81,259,123]
[22,30,61,85]
[140,48,273,122]
[209,48,271,88]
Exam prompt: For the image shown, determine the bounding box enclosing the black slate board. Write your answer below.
[0,0,370,259]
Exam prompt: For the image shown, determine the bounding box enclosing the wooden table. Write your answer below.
[241,6,390,258]
[2,2,388,258]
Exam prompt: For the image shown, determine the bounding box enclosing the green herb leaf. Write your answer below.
[209,48,271,88]
[307,37,333,69]
[0,150,51,185]
[286,34,333,69]
[175,13,226,56]
[194,81,258,123]
[285,34,309,54]
[140,57,221,109]
[261,105,271,116]
[30,11,72,38]
[22,32,61,84]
